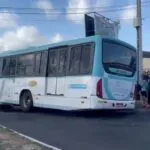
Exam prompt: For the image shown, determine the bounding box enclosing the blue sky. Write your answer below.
[0,0,149,51]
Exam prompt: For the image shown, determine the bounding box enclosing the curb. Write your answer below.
[0,124,61,150]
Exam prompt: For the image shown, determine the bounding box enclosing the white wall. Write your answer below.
[143,58,150,70]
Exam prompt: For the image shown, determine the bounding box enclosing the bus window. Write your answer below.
[9,57,16,76]
[80,44,92,74]
[58,48,67,75]
[40,51,48,76]
[0,58,3,76]
[35,52,41,75]
[102,40,136,77]
[48,50,58,76]
[17,54,34,76]
[68,43,94,76]
[2,57,10,76]
[69,46,81,75]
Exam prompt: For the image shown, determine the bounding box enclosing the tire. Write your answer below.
[20,91,33,112]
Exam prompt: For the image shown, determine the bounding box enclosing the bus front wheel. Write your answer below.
[20,91,33,112]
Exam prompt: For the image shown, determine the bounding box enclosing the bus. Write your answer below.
[0,35,136,112]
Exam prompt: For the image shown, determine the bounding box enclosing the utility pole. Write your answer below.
[136,0,143,84]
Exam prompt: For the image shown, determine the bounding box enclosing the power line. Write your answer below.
[0,3,149,17]
[0,0,149,14]
[0,4,136,11]
[0,15,148,23]
[0,0,149,23]
[0,0,149,11]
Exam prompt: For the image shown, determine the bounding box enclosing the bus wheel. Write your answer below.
[20,91,33,112]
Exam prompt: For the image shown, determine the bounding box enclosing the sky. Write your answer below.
[0,0,149,51]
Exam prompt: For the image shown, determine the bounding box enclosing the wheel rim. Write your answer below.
[23,95,31,108]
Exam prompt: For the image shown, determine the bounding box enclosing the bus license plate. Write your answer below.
[116,103,124,108]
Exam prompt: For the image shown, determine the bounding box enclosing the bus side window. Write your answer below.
[25,54,34,76]
[17,54,34,76]
[35,51,48,76]
[41,51,48,76]
[80,44,93,74]
[68,46,81,75]
[9,57,16,76]
[48,50,58,76]
[35,52,41,75]
[0,58,3,77]
[2,57,10,76]
[57,48,67,76]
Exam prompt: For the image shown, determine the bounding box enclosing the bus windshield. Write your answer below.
[102,40,136,77]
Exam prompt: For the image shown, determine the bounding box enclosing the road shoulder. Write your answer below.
[0,126,51,150]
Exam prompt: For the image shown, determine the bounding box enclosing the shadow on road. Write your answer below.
[0,105,136,119]
[36,108,136,119]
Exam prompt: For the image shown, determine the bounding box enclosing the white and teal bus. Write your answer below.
[0,35,136,112]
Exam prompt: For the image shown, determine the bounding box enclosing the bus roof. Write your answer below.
[0,35,136,57]
[102,36,136,51]
[0,35,99,57]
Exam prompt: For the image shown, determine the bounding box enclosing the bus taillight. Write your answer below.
[96,79,103,98]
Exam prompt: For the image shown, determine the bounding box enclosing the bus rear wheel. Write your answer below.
[20,91,33,112]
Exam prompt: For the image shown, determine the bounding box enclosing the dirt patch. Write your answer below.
[0,128,51,150]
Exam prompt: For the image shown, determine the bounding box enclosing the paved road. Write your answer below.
[0,107,150,150]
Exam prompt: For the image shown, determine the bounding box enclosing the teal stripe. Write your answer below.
[69,84,87,89]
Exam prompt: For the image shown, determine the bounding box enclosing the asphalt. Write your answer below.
[0,107,150,150]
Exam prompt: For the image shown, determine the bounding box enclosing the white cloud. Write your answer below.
[0,5,64,51]
[120,5,136,23]
[36,0,59,19]
[0,26,48,51]
[0,10,18,29]
[94,0,113,11]
[66,0,113,24]
[0,25,65,51]
[50,33,64,43]
[66,0,89,24]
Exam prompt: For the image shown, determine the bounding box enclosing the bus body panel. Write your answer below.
[0,76,135,110]
[46,76,92,98]
[92,37,104,77]
[33,96,91,110]
[102,73,136,101]
[0,76,93,110]
[47,77,57,95]
[0,77,46,104]
[90,76,135,110]
[56,77,65,95]
[0,78,19,104]
[64,76,92,98]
